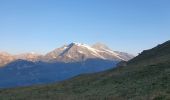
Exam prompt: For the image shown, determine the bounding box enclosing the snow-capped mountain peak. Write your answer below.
[44,42,134,62]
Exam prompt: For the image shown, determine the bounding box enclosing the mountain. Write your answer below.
[0,42,133,88]
[92,43,134,61]
[0,52,42,67]
[0,40,169,100]
[0,43,133,67]
[15,52,42,62]
[0,52,15,67]
[44,42,134,62]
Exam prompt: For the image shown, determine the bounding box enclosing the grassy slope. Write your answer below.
[0,41,170,100]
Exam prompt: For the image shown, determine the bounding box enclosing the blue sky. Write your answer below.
[0,0,169,55]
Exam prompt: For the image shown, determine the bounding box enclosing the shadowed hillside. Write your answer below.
[128,40,170,66]
[0,41,170,100]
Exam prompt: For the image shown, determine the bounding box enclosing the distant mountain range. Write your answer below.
[0,43,134,88]
[0,43,133,67]
[1,40,169,100]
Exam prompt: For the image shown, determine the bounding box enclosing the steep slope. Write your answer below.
[0,40,169,100]
[128,40,170,66]
[44,45,69,61]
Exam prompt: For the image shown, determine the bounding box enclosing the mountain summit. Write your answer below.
[44,42,134,62]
